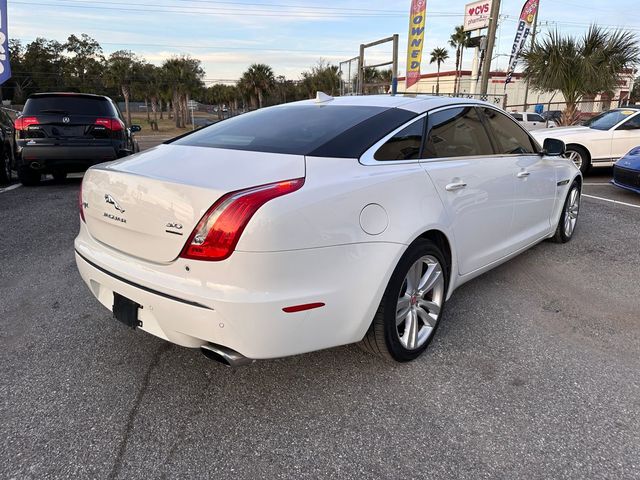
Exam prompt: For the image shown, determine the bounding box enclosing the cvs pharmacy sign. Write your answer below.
[464,0,492,31]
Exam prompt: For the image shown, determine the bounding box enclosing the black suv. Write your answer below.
[15,93,141,185]
[0,108,17,184]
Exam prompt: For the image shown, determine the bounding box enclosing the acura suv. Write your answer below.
[15,93,141,185]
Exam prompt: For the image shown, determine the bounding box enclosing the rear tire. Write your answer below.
[359,238,448,362]
[551,181,581,243]
[18,166,41,186]
[0,147,11,184]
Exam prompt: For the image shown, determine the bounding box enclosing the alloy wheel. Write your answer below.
[564,187,580,237]
[2,150,10,182]
[395,255,445,350]
[565,150,582,169]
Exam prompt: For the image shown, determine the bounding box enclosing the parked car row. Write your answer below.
[1,92,141,186]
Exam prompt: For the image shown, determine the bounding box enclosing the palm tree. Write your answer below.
[162,56,205,128]
[430,48,449,94]
[105,50,142,126]
[522,26,640,125]
[449,25,470,95]
[241,63,275,109]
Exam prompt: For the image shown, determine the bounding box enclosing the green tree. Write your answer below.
[240,63,275,109]
[429,47,449,94]
[523,26,640,125]
[63,34,105,93]
[106,50,143,126]
[162,56,205,128]
[300,60,341,97]
[449,25,470,95]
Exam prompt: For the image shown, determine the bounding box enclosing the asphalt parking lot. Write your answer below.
[1,167,639,479]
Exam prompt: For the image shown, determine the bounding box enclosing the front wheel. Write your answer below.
[360,239,447,362]
[552,181,581,243]
[564,146,590,175]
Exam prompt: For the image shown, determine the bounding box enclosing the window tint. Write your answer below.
[173,104,388,155]
[529,113,544,122]
[619,113,640,130]
[23,96,112,116]
[511,113,523,121]
[481,108,536,154]
[423,107,493,158]
[374,118,425,161]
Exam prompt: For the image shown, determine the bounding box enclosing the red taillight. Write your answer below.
[95,118,125,131]
[282,303,325,313]
[78,179,85,222]
[180,178,305,261]
[15,116,39,130]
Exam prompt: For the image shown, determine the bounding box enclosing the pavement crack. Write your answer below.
[108,343,172,480]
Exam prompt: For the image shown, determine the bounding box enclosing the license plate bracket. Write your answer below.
[112,292,142,329]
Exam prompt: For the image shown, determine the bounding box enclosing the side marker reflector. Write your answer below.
[282,302,325,313]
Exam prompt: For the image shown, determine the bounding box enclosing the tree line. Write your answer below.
[5,34,396,130]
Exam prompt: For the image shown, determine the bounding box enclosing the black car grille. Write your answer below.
[613,166,640,189]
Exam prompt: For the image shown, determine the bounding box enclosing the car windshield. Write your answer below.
[583,109,638,130]
[171,104,387,155]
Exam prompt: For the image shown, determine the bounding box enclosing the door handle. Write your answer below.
[517,171,530,178]
[445,182,467,191]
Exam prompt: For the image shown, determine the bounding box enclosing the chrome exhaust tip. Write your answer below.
[200,344,253,367]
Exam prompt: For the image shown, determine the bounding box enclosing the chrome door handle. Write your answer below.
[517,171,530,178]
[445,182,467,191]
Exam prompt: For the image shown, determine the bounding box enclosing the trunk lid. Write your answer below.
[82,144,305,263]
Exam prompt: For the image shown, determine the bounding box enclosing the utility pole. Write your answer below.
[522,3,539,111]
[479,0,501,95]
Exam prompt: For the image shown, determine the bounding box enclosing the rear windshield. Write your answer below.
[172,104,388,155]
[23,96,113,116]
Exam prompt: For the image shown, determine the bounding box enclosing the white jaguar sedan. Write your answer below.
[75,95,581,365]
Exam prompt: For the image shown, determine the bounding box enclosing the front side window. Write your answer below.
[481,108,537,154]
[528,113,544,122]
[423,107,494,159]
[374,118,425,161]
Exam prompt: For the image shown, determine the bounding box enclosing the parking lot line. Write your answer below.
[0,184,21,194]
[582,193,640,209]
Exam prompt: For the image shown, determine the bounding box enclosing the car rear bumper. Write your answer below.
[74,222,403,359]
[18,143,118,172]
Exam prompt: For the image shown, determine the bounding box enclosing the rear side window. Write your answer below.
[375,118,425,161]
[511,113,523,121]
[481,108,537,154]
[423,107,494,159]
[172,104,389,156]
[23,96,112,116]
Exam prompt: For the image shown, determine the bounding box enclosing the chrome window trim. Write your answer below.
[359,112,428,166]
[359,102,542,166]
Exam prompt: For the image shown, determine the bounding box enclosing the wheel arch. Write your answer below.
[409,228,456,298]
[565,143,591,161]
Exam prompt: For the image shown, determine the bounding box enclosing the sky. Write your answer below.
[7,0,640,85]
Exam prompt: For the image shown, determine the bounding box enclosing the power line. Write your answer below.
[13,0,466,18]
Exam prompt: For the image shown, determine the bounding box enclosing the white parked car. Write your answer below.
[510,111,556,130]
[75,95,581,365]
[531,107,640,173]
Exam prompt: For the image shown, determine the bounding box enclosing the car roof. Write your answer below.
[27,92,112,100]
[293,94,495,114]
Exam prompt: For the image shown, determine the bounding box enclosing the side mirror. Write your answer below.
[130,124,142,133]
[543,138,565,156]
